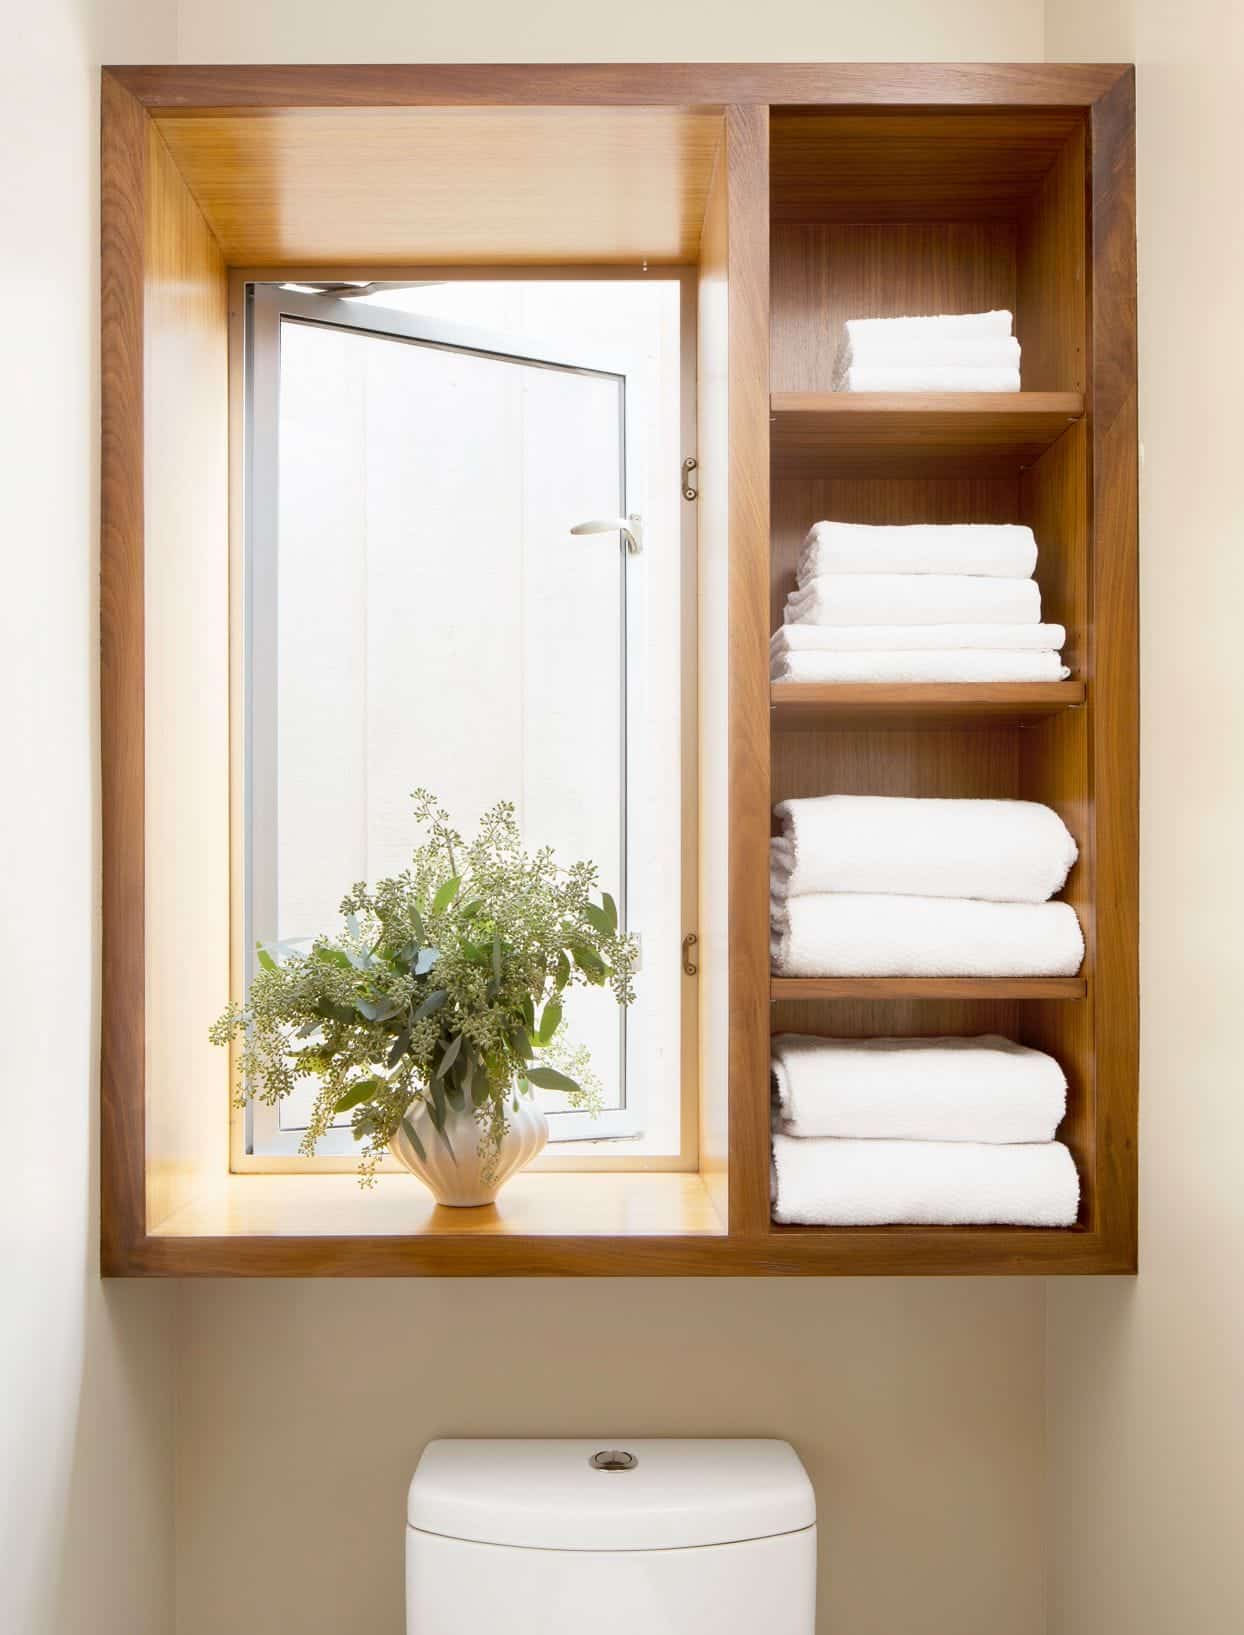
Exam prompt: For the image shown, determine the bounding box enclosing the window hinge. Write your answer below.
[681,932,699,976]
[681,457,698,501]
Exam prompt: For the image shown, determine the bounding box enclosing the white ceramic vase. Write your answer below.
[389,1094,548,1206]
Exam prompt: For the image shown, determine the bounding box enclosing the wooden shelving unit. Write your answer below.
[757,95,1138,1275]
[100,63,1136,1276]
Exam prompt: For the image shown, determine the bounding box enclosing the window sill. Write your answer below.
[149,1170,726,1240]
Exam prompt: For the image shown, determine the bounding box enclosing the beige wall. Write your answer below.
[1043,2,1244,1632]
[177,1279,1044,1635]
[0,3,177,1634]
[176,0,1043,65]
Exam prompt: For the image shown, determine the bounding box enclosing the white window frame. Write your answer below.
[228,271,699,1174]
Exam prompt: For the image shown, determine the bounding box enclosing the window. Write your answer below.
[240,278,696,1166]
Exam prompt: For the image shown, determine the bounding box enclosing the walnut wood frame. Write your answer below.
[101,63,1137,1276]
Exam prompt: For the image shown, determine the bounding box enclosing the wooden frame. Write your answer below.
[101,64,1136,1276]
[227,266,703,1176]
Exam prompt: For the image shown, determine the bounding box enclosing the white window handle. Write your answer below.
[570,514,644,555]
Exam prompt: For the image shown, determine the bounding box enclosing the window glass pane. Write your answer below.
[249,283,684,1157]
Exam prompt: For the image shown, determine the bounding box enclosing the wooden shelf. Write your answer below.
[151,1171,725,1241]
[771,679,1085,730]
[770,391,1085,477]
[772,977,1087,1001]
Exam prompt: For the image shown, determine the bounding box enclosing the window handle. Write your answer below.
[570,514,644,555]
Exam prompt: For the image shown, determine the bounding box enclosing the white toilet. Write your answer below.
[406,1438,816,1633]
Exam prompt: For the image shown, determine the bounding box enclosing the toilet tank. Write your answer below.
[406,1438,817,1635]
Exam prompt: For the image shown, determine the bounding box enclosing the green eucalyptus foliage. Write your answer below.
[210,790,637,1184]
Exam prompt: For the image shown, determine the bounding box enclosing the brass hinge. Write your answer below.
[681,932,699,975]
[681,457,698,501]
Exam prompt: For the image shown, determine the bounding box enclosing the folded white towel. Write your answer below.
[771,795,1078,904]
[835,365,1021,393]
[771,1033,1067,1143]
[785,574,1041,627]
[798,521,1037,581]
[770,649,1070,684]
[770,893,1084,977]
[770,1134,1080,1226]
[841,310,1015,347]
[836,332,1020,372]
[771,622,1066,654]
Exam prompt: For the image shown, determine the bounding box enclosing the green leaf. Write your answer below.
[457,898,484,920]
[602,892,618,933]
[414,947,440,976]
[570,943,608,985]
[387,1028,411,1069]
[354,995,402,1023]
[315,999,359,1026]
[410,906,426,945]
[508,1025,533,1060]
[428,1079,454,1155]
[256,944,278,973]
[414,988,448,1021]
[537,999,562,1044]
[582,903,613,937]
[491,935,503,984]
[435,1033,463,1079]
[333,1077,381,1114]
[525,1065,582,1095]
[521,993,536,1029]
[313,946,353,971]
[431,875,461,914]
[400,1116,427,1163]
[555,951,571,990]
[427,1081,445,1130]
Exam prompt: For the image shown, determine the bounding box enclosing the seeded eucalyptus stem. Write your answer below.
[211,790,638,1185]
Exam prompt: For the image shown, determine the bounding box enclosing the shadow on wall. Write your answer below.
[174,1277,1045,1635]
[46,1283,176,1635]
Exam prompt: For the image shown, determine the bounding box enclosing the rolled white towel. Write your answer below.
[770,649,1069,684]
[835,365,1021,393]
[785,574,1041,627]
[840,310,1015,347]
[770,1134,1080,1226]
[771,622,1067,654]
[770,795,1077,904]
[771,1033,1067,1144]
[797,520,1037,581]
[770,893,1084,977]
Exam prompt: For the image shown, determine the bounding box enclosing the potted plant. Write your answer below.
[211,790,637,1205]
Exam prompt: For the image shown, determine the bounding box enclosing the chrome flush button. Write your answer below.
[590,1449,638,1471]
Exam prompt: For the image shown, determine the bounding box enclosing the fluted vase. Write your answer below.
[389,1094,548,1206]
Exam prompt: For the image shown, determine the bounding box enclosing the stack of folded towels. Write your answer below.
[770,1033,1079,1225]
[769,794,1083,978]
[772,519,1069,685]
[833,308,1021,393]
